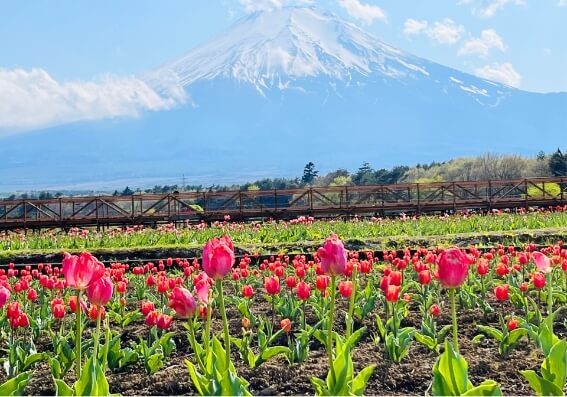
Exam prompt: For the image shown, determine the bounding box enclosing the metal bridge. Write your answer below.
[1,177,566,230]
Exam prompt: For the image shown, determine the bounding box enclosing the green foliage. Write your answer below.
[549,149,567,176]
[310,328,376,396]
[521,340,566,396]
[0,371,32,396]
[527,183,561,198]
[432,340,502,396]
[186,337,251,396]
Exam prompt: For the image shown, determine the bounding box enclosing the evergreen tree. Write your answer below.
[549,149,567,176]
[301,162,319,185]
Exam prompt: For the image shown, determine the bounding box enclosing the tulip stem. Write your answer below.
[75,290,82,379]
[327,275,337,385]
[188,316,205,372]
[547,273,553,334]
[449,288,459,353]
[346,266,357,339]
[216,279,231,369]
[93,305,102,362]
[204,303,212,361]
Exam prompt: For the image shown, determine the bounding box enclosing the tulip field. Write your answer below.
[0,212,566,396]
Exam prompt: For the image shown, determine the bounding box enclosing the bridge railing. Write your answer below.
[1,177,565,229]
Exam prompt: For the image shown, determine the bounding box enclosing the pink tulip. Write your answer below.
[86,276,114,306]
[194,277,211,304]
[169,287,197,319]
[532,252,552,274]
[202,236,235,279]
[317,234,347,276]
[437,248,469,289]
[62,252,105,290]
[0,285,10,308]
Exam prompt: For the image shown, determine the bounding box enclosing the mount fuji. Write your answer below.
[1,6,566,190]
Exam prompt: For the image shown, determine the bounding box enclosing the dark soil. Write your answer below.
[13,296,566,396]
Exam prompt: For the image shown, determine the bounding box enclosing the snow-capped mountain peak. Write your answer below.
[146,6,432,92]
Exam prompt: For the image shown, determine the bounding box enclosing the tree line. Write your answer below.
[3,150,567,199]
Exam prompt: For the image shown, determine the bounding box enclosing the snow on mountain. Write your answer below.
[145,6,504,102]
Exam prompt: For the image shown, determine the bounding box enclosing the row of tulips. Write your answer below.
[0,235,565,395]
[2,204,567,252]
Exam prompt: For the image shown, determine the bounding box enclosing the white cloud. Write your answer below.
[238,0,313,13]
[558,0,567,6]
[337,0,387,25]
[403,18,428,36]
[475,62,521,87]
[458,29,506,56]
[404,18,464,45]
[0,68,185,132]
[458,0,525,18]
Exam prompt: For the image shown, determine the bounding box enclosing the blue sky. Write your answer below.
[0,0,566,132]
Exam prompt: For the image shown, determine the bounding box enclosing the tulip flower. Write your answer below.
[86,276,114,307]
[242,317,250,328]
[437,247,469,353]
[62,251,105,378]
[202,236,235,280]
[264,276,280,295]
[62,251,105,291]
[532,252,555,329]
[507,318,518,331]
[533,272,546,289]
[169,287,197,319]
[156,313,173,330]
[241,284,254,299]
[494,284,509,301]
[339,280,353,298]
[532,252,551,273]
[418,270,432,285]
[145,310,158,327]
[317,234,347,276]
[0,285,10,308]
[280,318,292,333]
[296,281,311,301]
[385,285,400,302]
[430,304,441,317]
[141,300,155,316]
[52,303,66,319]
[437,248,469,289]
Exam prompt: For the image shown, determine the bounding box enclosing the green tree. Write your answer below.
[549,149,567,176]
[301,162,319,185]
[352,162,374,185]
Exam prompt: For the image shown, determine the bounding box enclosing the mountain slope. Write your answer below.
[0,6,565,191]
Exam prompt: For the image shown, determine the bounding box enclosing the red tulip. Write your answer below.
[430,304,441,317]
[52,303,66,319]
[389,271,402,286]
[280,318,291,333]
[156,313,173,330]
[116,281,127,294]
[532,272,546,289]
[507,318,518,331]
[88,305,105,321]
[27,288,37,301]
[242,284,254,299]
[339,280,353,298]
[0,285,10,307]
[264,276,280,295]
[296,281,311,300]
[519,282,529,293]
[86,276,114,306]
[285,276,297,289]
[476,261,489,276]
[437,248,469,289]
[7,301,21,319]
[532,252,552,274]
[495,263,509,277]
[168,287,197,319]
[494,284,509,301]
[202,236,235,280]
[385,285,400,302]
[62,252,105,291]
[141,300,155,316]
[145,310,158,327]
[315,275,329,291]
[418,270,432,285]
[317,234,347,276]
